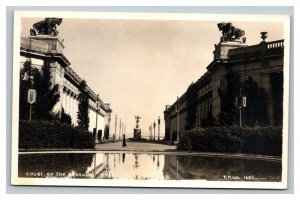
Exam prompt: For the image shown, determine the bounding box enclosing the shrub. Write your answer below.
[177,126,282,156]
[19,120,95,149]
[177,134,192,151]
[240,126,282,155]
[60,107,72,125]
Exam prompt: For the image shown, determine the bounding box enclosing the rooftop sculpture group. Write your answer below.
[30,18,63,37]
[217,22,246,43]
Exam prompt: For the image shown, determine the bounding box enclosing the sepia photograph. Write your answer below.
[11,11,290,188]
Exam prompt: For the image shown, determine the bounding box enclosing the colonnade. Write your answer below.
[62,87,79,126]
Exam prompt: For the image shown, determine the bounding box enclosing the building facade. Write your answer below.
[164,35,284,141]
[20,35,112,135]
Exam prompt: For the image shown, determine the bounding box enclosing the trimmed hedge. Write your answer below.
[19,120,95,149]
[177,126,282,156]
[127,138,149,142]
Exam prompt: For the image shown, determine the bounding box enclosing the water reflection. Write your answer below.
[19,153,281,181]
[163,155,281,181]
[18,153,94,178]
[122,153,125,163]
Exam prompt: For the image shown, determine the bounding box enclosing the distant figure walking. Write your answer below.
[122,134,127,147]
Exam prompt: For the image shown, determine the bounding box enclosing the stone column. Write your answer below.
[67,91,70,115]
[49,61,65,116]
[63,89,67,112]
[71,93,75,123]
[74,96,78,126]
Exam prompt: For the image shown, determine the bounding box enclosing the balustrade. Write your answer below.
[267,40,284,49]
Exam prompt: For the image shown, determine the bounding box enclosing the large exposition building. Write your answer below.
[164,27,284,141]
[19,20,112,135]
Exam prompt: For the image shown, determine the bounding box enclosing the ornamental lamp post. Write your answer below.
[153,121,156,141]
[95,94,100,143]
[122,124,127,147]
[176,96,180,141]
[27,75,36,122]
[236,88,247,127]
[114,115,117,141]
[124,124,126,136]
[119,119,122,141]
[27,89,36,122]
[121,122,124,138]
[158,116,161,141]
[107,113,111,141]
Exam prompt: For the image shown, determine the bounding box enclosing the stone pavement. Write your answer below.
[95,141,176,152]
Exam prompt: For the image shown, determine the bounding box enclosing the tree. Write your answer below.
[60,107,72,125]
[185,82,198,130]
[270,72,283,126]
[77,80,90,130]
[19,59,37,120]
[34,60,60,119]
[218,70,241,126]
[19,59,60,120]
[243,76,268,126]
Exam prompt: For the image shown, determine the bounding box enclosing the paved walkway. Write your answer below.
[95,141,176,152]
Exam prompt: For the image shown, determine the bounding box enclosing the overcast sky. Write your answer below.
[21,16,283,138]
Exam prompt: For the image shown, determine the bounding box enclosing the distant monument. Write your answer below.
[133,115,142,139]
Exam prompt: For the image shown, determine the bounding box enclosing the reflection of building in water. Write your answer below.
[19,153,281,181]
[88,154,104,178]
[104,153,110,174]
[164,32,284,141]
[163,155,282,181]
[113,154,116,170]
[18,153,94,178]
[162,155,184,180]
[157,155,160,169]
[90,153,114,179]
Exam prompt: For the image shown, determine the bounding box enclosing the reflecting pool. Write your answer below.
[18,153,281,181]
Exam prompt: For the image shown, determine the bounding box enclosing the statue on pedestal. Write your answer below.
[133,115,141,139]
[135,115,141,128]
[217,22,246,43]
[30,18,63,37]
